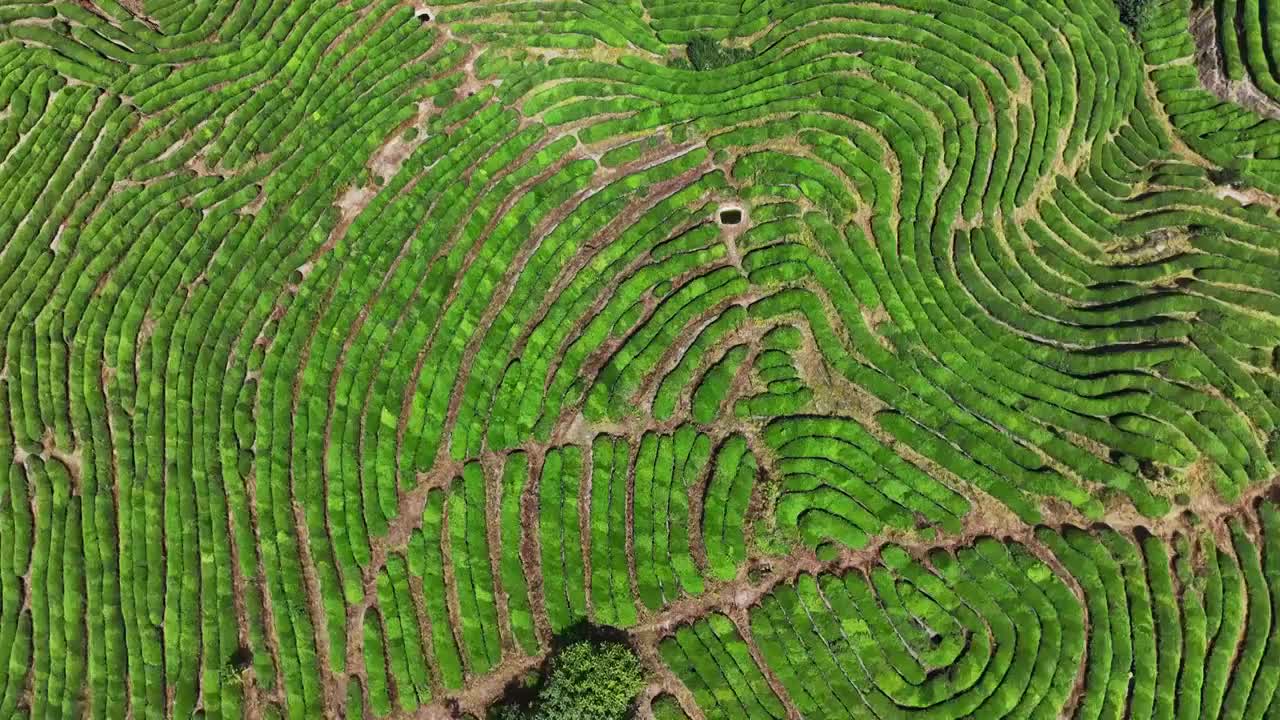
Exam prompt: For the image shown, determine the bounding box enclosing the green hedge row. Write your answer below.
[589,435,637,627]
[539,446,588,634]
[666,505,1280,718]
[634,427,709,609]
[701,435,756,581]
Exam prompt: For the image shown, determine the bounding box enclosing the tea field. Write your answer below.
[2,0,1280,717]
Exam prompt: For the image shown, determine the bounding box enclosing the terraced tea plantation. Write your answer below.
[5,0,1280,717]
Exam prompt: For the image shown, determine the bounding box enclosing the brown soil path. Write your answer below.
[1189,3,1280,122]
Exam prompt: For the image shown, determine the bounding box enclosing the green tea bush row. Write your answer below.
[634,427,708,609]
[589,435,637,627]
[701,434,756,581]
[539,447,588,634]
[665,505,1280,718]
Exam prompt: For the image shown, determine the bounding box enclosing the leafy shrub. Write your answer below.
[651,694,691,720]
[685,35,755,71]
[1115,0,1152,29]
[489,640,646,720]
[1208,166,1244,187]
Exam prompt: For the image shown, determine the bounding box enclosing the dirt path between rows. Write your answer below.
[1189,3,1280,122]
